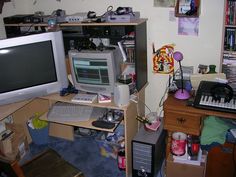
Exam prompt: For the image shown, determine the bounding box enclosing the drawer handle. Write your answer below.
[176,117,186,124]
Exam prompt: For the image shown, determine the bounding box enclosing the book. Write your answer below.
[225,0,229,25]
[118,41,128,62]
[71,93,97,103]
[98,93,112,103]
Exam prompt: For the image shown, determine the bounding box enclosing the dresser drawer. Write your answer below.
[164,110,202,135]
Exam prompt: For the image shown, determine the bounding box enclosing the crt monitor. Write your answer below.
[0,31,69,105]
[68,47,122,94]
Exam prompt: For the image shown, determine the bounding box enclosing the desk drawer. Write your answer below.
[164,110,201,135]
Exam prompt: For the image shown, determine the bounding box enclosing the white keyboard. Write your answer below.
[47,102,105,122]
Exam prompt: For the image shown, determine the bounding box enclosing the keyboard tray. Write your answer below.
[47,102,106,122]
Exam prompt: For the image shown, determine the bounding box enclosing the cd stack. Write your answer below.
[222,64,236,91]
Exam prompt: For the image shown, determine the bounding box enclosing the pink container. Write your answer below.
[171,132,187,156]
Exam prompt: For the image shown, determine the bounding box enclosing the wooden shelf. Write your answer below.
[40,111,122,133]
[4,18,148,27]
[225,24,236,28]
[0,100,32,121]
[39,93,125,133]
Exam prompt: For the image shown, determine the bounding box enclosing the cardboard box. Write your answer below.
[0,123,29,161]
[0,131,14,155]
[166,154,206,177]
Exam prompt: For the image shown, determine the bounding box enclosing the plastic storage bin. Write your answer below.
[27,125,49,145]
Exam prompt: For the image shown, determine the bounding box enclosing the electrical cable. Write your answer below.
[21,23,35,35]
[132,66,179,122]
[98,5,114,18]
[159,165,162,177]
[158,75,172,108]
[233,143,236,177]
[130,90,152,121]
[157,68,180,117]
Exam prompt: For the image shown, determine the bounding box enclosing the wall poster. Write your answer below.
[154,0,176,7]
[153,44,175,74]
[178,17,199,36]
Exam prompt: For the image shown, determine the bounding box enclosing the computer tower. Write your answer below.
[132,125,166,177]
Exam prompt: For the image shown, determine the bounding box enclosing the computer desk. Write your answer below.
[163,94,236,177]
[0,88,145,177]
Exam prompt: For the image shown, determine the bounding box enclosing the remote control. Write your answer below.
[92,120,115,129]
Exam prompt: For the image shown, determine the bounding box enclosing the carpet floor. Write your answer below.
[21,135,126,177]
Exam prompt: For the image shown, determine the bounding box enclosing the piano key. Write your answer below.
[200,95,205,104]
[229,99,234,109]
[207,96,213,105]
[220,97,224,107]
[194,80,236,113]
[206,95,209,102]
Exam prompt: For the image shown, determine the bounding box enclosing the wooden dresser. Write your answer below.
[163,94,236,177]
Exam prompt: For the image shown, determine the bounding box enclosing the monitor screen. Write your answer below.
[69,48,122,94]
[73,57,109,85]
[0,31,68,105]
[0,41,57,93]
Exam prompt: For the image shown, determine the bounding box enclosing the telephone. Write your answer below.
[51,9,66,17]
[115,7,133,15]
[210,82,233,103]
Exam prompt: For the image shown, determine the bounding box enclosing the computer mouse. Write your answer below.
[106,111,114,122]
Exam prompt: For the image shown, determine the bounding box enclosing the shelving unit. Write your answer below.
[3,19,148,177]
[221,0,236,91]
[0,89,145,177]
[4,19,147,93]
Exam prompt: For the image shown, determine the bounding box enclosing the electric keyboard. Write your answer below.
[193,81,236,113]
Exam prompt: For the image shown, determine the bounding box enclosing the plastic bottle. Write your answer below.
[207,65,217,74]
[117,142,126,171]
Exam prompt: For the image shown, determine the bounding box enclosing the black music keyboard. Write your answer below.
[193,81,236,113]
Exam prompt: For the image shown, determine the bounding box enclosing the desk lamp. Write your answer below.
[173,51,190,100]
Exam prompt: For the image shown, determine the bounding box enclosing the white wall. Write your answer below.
[0,0,225,114]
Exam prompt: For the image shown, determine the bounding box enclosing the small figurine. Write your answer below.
[198,64,208,74]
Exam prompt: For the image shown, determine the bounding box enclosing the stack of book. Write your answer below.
[224,28,236,51]
[222,63,236,91]
[98,93,112,103]
[223,51,236,62]
[225,0,236,26]
[118,40,135,63]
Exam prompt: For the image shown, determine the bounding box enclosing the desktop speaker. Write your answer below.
[132,125,166,177]
[114,83,130,107]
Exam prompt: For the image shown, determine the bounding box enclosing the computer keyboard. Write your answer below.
[47,102,105,122]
